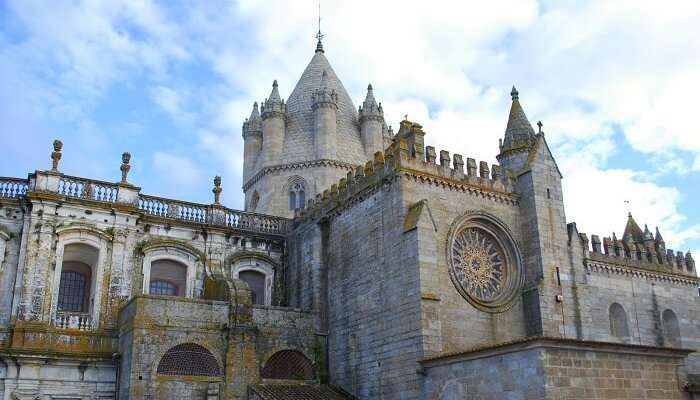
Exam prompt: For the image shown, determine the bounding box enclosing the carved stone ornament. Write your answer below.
[447,212,523,313]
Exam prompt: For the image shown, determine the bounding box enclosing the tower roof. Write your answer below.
[279,48,365,165]
[502,86,536,151]
[622,213,644,243]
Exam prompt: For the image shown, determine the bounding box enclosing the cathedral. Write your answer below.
[0,36,699,400]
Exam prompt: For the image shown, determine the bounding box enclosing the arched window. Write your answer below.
[609,303,630,340]
[239,270,266,305]
[662,309,681,347]
[157,343,221,377]
[231,256,274,306]
[57,244,98,314]
[289,182,305,210]
[261,350,315,380]
[149,259,187,297]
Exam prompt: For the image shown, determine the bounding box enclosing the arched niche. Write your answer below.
[662,309,681,347]
[609,303,630,341]
[261,349,315,380]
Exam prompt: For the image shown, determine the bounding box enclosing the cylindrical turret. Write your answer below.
[312,70,338,160]
[242,102,263,183]
[359,84,385,159]
[260,80,286,167]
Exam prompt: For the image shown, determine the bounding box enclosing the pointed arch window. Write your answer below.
[609,303,630,340]
[662,309,681,347]
[289,182,305,210]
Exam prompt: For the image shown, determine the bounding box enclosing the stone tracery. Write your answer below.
[447,213,523,313]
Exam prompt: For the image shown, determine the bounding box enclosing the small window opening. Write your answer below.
[289,182,306,210]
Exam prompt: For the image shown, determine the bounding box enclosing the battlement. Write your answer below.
[568,222,696,278]
[295,119,518,222]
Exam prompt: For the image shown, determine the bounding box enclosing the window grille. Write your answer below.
[157,343,221,377]
[150,280,177,296]
[261,350,315,380]
[58,271,88,312]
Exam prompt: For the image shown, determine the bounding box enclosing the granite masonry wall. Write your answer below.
[421,339,692,400]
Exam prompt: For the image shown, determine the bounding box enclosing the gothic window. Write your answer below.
[149,280,177,296]
[157,343,221,377]
[239,270,266,305]
[261,350,315,380]
[149,259,187,297]
[58,270,89,312]
[662,309,681,347]
[609,303,630,340]
[289,182,305,210]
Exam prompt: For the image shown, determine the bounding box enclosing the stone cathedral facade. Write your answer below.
[0,39,699,400]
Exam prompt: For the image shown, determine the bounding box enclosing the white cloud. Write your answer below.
[152,152,203,186]
[2,0,699,251]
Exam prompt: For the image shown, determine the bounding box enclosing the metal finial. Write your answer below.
[315,0,324,53]
[537,121,543,134]
[510,85,519,100]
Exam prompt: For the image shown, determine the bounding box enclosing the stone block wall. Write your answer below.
[398,172,528,355]
[421,338,692,400]
[117,296,228,400]
[288,176,427,399]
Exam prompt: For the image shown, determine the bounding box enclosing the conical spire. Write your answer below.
[622,213,644,243]
[311,70,337,109]
[501,85,535,152]
[643,224,654,241]
[262,80,285,117]
[359,83,383,120]
[269,80,281,102]
[655,226,665,243]
[243,102,262,136]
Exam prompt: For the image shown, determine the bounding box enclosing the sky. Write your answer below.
[0,0,698,256]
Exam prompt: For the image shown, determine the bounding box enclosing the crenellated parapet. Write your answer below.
[568,220,697,280]
[295,119,519,222]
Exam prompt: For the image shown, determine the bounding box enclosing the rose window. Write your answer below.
[447,214,523,313]
[452,228,505,302]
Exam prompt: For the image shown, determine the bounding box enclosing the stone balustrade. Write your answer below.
[58,175,119,202]
[223,208,289,233]
[2,171,290,236]
[139,195,208,223]
[139,194,289,234]
[54,311,92,331]
[0,176,29,198]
